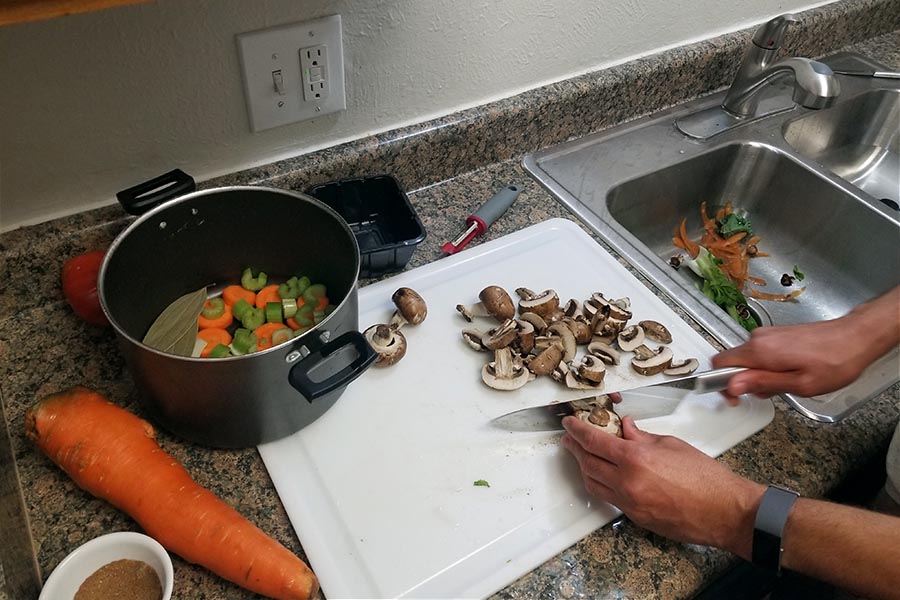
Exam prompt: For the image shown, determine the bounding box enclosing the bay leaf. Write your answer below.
[143,287,208,356]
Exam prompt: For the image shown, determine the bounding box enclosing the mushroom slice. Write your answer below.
[631,344,656,360]
[617,325,646,352]
[482,347,533,390]
[547,322,577,362]
[514,319,536,355]
[664,357,700,376]
[575,355,607,383]
[456,285,515,322]
[607,303,632,322]
[515,287,538,300]
[551,359,569,383]
[562,315,592,345]
[518,289,560,319]
[587,341,621,365]
[481,318,519,351]
[563,298,582,318]
[527,343,563,376]
[390,287,427,329]
[519,312,548,334]
[461,328,488,351]
[572,396,622,437]
[639,320,673,344]
[631,346,674,376]
[565,368,604,390]
[364,324,407,367]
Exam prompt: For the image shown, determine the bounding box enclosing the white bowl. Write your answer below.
[39,531,174,600]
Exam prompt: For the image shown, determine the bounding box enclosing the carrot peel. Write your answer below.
[26,387,318,600]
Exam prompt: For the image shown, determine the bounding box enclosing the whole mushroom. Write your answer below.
[390,287,427,329]
[457,285,516,322]
[364,324,407,367]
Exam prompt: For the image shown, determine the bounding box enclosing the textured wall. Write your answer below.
[0,0,833,230]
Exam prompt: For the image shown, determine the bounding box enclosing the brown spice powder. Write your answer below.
[74,558,163,600]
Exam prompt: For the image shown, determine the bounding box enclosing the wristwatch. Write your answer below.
[752,484,799,574]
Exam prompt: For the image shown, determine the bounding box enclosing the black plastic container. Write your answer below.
[307,175,426,278]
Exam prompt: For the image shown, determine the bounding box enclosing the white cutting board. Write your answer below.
[259,218,774,599]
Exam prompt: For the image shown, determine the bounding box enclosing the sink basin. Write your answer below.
[783,89,900,203]
[524,52,900,422]
[607,142,898,328]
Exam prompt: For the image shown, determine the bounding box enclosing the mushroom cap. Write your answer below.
[664,357,699,376]
[575,355,607,383]
[639,320,673,344]
[364,323,407,367]
[479,286,516,320]
[574,404,622,437]
[518,289,560,319]
[631,346,674,376]
[527,343,563,376]
[391,287,427,326]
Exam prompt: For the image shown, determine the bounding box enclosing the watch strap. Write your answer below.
[752,484,799,574]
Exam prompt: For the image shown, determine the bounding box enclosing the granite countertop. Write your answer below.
[1,2,899,598]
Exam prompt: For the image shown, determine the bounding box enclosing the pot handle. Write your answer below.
[288,331,378,401]
[116,169,196,215]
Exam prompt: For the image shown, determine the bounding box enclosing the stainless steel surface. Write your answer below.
[723,14,839,117]
[833,69,900,79]
[783,89,900,202]
[0,393,41,600]
[98,186,374,448]
[491,367,747,432]
[523,51,900,423]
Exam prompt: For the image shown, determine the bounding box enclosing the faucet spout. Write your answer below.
[723,57,841,117]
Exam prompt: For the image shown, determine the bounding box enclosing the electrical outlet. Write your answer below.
[236,15,345,132]
[300,45,329,102]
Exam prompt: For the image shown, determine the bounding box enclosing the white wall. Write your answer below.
[0,0,834,231]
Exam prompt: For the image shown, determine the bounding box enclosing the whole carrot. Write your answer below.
[25,387,318,600]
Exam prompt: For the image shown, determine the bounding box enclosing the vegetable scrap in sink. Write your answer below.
[671,201,806,331]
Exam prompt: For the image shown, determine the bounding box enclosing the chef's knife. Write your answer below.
[491,366,746,432]
[831,69,900,79]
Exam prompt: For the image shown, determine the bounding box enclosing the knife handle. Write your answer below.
[693,366,748,394]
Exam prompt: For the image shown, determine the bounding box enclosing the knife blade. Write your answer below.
[490,366,746,432]
[832,69,900,79]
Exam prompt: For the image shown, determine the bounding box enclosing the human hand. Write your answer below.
[561,415,764,559]
[712,320,875,404]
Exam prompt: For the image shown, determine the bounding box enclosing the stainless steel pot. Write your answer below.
[98,173,376,448]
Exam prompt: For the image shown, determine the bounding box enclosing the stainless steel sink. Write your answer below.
[524,52,900,422]
[783,89,900,203]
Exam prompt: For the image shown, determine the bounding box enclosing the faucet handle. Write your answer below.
[752,13,799,49]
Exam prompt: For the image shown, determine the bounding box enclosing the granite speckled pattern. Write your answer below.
[1,2,899,599]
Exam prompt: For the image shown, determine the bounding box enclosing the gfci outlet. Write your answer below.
[237,15,346,132]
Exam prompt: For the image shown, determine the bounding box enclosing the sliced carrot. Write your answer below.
[254,322,291,350]
[197,328,232,357]
[198,302,234,330]
[255,285,281,310]
[315,296,329,311]
[749,286,806,301]
[700,201,717,234]
[677,218,700,258]
[752,252,770,258]
[285,317,302,331]
[223,285,256,308]
[748,275,767,285]
[715,205,726,221]
[25,387,319,599]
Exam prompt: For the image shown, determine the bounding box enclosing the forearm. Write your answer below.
[843,285,900,369]
[779,498,900,598]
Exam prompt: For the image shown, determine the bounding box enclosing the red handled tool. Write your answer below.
[441,184,522,254]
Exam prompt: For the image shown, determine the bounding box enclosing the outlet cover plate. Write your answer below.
[237,15,346,132]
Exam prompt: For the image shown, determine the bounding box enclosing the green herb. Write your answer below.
[684,248,758,331]
[473,479,490,488]
[143,287,208,356]
[793,265,805,281]
[716,213,753,238]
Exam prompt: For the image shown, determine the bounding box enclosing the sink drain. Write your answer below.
[879,198,899,211]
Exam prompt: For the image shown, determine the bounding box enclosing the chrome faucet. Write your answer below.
[722,14,840,117]
[676,13,840,139]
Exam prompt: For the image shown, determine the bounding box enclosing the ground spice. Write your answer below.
[74,558,162,600]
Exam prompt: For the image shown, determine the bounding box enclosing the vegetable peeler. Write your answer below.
[441,184,522,254]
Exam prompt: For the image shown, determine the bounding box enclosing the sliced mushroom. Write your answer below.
[562,315,593,345]
[607,302,632,322]
[482,347,533,390]
[364,324,407,367]
[632,344,656,360]
[519,311,548,333]
[617,325,646,352]
[390,287,427,329]
[664,357,700,376]
[518,289,560,319]
[461,328,487,351]
[639,320,673,344]
[481,318,519,350]
[575,355,607,383]
[572,396,622,437]
[527,343,563,376]
[562,298,582,318]
[514,319,536,355]
[631,346,674,376]
[547,322,577,362]
[456,285,516,322]
[565,368,604,390]
[515,287,538,300]
[551,359,569,383]
[587,341,621,365]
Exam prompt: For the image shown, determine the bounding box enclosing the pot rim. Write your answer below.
[97,185,362,361]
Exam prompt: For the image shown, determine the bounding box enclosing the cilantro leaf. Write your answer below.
[473,479,490,488]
